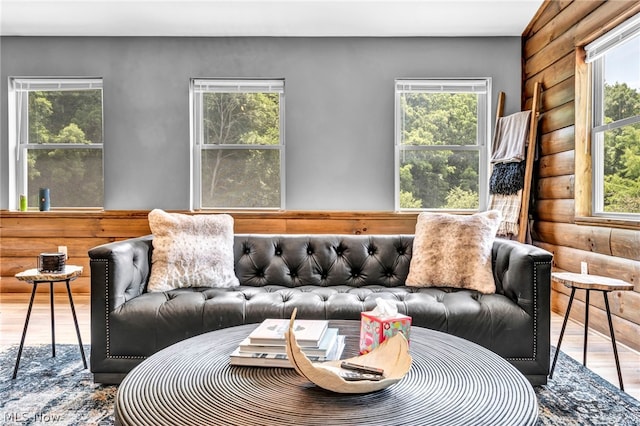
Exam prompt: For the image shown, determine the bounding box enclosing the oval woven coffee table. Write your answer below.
[115,321,537,426]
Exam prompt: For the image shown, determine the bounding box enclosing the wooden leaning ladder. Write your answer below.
[494,81,542,243]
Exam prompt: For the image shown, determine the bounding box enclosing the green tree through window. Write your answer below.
[588,21,640,216]
[192,80,284,209]
[602,82,640,213]
[395,79,489,211]
[11,79,104,209]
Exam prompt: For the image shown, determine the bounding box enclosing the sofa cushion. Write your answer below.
[406,210,501,294]
[107,285,531,359]
[147,209,239,292]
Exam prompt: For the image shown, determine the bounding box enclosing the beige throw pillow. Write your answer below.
[406,210,502,294]
[147,209,239,292]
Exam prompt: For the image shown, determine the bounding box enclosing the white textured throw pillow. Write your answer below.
[406,210,502,294]
[147,209,239,292]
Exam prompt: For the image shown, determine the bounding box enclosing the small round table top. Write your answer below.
[552,272,634,292]
[115,321,538,426]
[15,265,83,282]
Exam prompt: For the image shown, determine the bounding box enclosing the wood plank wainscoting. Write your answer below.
[523,0,640,353]
[0,210,418,294]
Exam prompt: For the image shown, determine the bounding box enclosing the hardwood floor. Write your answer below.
[550,310,640,400]
[0,292,91,356]
[1,292,638,401]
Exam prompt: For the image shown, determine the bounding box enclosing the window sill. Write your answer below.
[0,210,422,219]
[0,209,137,219]
[575,216,640,231]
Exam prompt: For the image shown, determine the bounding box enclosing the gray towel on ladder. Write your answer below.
[491,110,531,163]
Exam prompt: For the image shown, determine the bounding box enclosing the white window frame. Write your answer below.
[586,13,640,219]
[394,78,491,212]
[7,77,104,210]
[190,79,285,210]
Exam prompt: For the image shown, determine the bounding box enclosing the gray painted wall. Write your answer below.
[0,36,522,210]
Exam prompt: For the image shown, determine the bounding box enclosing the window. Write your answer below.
[191,79,285,209]
[394,79,490,211]
[8,78,104,209]
[586,13,640,217]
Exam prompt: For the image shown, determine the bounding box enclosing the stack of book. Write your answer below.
[230,318,345,368]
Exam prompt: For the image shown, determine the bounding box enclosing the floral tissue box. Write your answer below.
[359,311,412,355]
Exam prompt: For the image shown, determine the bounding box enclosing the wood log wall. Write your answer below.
[523,0,640,352]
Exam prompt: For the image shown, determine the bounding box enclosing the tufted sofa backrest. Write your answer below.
[234,234,414,288]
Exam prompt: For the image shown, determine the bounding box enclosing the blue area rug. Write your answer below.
[535,347,640,425]
[1,345,115,425]
[0,344,639,425]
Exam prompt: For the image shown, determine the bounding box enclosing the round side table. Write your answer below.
[550,271,634,390]
[12,265,87,379]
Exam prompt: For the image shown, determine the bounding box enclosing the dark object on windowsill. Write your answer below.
[39,187,51,211]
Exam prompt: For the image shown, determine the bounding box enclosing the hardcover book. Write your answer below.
[230,335,345,368]
[239,328,339,357]
[248,318,329,347]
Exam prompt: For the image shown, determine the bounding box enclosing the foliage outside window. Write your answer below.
[395,79,490,211]
[191,79,284,209]
[9,78,103,209]
[587,14,640,217]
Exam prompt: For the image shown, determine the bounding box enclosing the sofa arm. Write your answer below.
[493,239,552,315]
[89,235,153,311]
[492,239,553,382]
[89,235,153,382]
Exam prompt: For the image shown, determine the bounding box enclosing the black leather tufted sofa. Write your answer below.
[89,234,552,384]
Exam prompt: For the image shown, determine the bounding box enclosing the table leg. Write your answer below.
[65,279,87,369]
[603,291,624,391]
[50,281,56,357]
[583,289,590,366]
[550,287,576,379]
[12,283,39,379]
